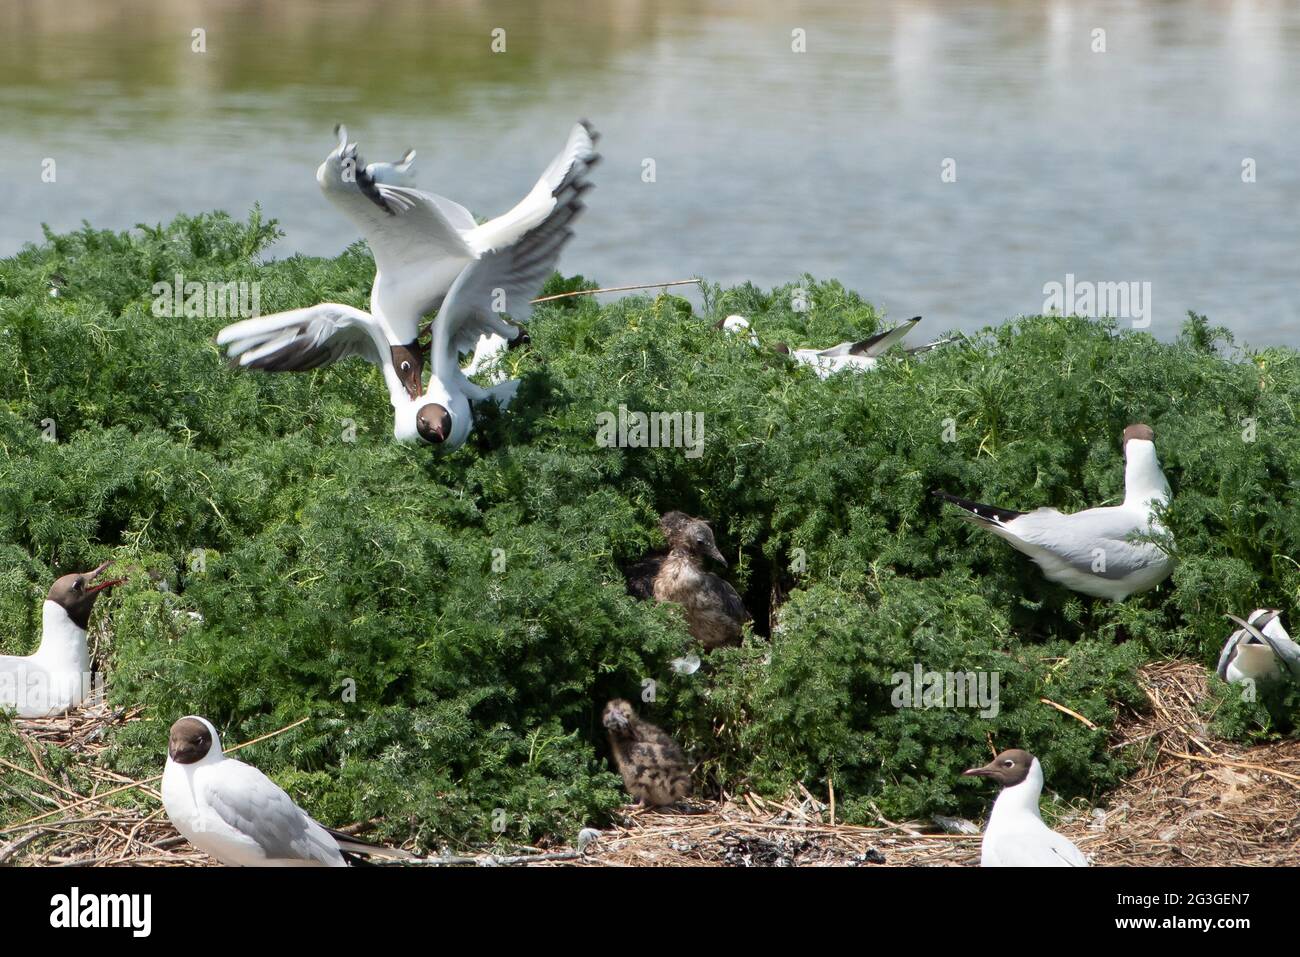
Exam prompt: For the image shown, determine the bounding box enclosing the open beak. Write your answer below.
[85,560,125,595]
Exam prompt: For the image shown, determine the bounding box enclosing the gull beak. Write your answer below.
[962,761,997,778]
[85,560,125,595]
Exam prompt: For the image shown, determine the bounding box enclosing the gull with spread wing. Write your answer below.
[216,121,599,446]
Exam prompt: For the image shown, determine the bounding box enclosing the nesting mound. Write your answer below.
[0,697,205,866]
[4,660,1298,866]
[1064,660,1300,866]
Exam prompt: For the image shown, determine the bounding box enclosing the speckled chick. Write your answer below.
[602,699,692,807]
[651,511,748,648]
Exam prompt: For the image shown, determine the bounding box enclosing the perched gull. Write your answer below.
[162,716,412,867]
[963,748,1088,867]
[602,699,692,807]
[0,562,122,718]
[935,423,1174,600]
[1217,610,1300,686]
[216,121,599,446]
[772,316,926,378]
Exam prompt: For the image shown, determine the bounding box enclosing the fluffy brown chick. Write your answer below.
[602,698,692,807]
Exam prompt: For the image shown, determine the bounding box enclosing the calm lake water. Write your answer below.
[2,0,1297,344]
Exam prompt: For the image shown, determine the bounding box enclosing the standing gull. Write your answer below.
[216,121,599,446]
[935,423,1173,600]
[161,716,411,867]
[1217,609,1300,686]
[963,748,1088,867]
[0,561,122,718]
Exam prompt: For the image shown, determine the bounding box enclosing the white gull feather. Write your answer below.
[936,423,1173,601]
[964,749,1088,867]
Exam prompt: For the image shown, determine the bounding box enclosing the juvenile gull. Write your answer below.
[963,748,1088,867]
[0,561,122,718]
[161,716,411,867]
[935,423,1173,600]
[649,511,749,649]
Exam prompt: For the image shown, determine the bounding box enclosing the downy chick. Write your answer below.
[602,699,692,807]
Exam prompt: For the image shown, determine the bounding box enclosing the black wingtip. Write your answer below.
[934,490,1023,523]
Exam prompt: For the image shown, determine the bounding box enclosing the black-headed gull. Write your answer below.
[602,699,692,807]
[0,562,122,718]
[217,121,599,446]
[1217,610,1300,685]
[963,748,1088,867]
[162,716,411,867]
[772,316,924,377]
[935,423,1174,600]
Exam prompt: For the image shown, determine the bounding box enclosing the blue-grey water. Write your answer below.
[2,0,1297,344]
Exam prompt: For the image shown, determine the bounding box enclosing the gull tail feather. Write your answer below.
[325,827,417,864]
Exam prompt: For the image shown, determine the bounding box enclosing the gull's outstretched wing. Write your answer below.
[199,760,345,867]
[317,128,476,341]
[429,130,597,373]
[216,303,412,404]
[462,120,600,267]
[818,316,921,358]
[217,303,387,371]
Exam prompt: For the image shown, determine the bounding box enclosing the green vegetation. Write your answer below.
[1,211,1298,846]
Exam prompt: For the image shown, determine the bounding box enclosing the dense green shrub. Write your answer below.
[1,211,1297,845]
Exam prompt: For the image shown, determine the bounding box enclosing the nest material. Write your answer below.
[3,659,1299,866]
[0,695,207,866]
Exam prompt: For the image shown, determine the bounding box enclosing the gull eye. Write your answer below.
[73,578,83,592]
[400,361,412,372]
[1003,760,1014,767]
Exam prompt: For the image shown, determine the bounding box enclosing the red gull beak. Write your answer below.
[85,560,125,595]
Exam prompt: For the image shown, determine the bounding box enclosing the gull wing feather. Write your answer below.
[199,760,345,866]
[463,120,599,259]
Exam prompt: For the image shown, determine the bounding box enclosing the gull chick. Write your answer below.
[0,562,122,718]
[963,748,1088,867]
[602,699,692,807]
[935,423,1173,600]
[650,511,749,648]
[1217,609,1300,686]
[162,716,411,867]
